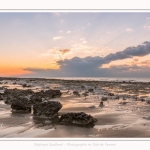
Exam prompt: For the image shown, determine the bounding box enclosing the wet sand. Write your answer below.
[0,77,150,137]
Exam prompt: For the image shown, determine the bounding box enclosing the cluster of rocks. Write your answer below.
[3,89,33,104]
[30,90,62,104]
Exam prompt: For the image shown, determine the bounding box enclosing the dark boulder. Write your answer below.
[59,112,97,126]
[11,97,31,112]
[33,101,62,119]
[3,89,34,104]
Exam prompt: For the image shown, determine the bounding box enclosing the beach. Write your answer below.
[0,77,150,138]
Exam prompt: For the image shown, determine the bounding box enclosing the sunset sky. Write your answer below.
[0,12,150,77]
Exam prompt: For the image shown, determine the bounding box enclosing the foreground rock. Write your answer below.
[3,89,34,104]
[33,101,62,119]
[30,90,62,104]
[59,112,97,126]
[11,97,31,112]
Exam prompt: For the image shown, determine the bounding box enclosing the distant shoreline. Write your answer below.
[0,76,150,84]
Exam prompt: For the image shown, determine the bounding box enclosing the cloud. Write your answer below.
[126,28,133,32]
[80,38,87,44]
[59,49,70,55]
[67,30,71,34]
[24,41,150,77]
[53,36,63,40]
[144,25,150,30]
[103,41,150,63]
[133,58,138,62]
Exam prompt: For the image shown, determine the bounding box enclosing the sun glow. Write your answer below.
[0,66,33,76]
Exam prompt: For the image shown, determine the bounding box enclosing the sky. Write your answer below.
[0,12,150,77]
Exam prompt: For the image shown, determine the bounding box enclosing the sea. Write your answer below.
[46,77,150,83]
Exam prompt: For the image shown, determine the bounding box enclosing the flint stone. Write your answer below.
[33,101,62,119]
[59,112,97,125]
[11,97,31,112]
[101,97,107,101]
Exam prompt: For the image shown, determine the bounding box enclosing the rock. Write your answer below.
[114,96,119,100]
[0,94,3,100]
[99,101,104,107]
[31,90,62,103]
[30,95,42,104]
[146,100,150,104]
[11,97,31,112]
[88,89,94,92]
[82,92,88,97]
[141,98,145,102]
[59,112,97,126]
[22,84,31,88]
[108,93,114,96]
[119,102,128,105]
[3,89,34,104]
[73,91,80,97]
[33,101,62,119]
[123,97,126,100]
[81,86,85,89]
[101,96,107,101]
[88,105,95,109]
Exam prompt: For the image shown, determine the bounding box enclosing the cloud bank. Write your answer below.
[23,41,150,77]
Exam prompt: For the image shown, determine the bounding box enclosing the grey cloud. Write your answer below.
[58,41,150,67]
[23,41,150,77]
[103,41,150,63]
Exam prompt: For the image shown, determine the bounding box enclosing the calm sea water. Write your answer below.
[46,77,150,83]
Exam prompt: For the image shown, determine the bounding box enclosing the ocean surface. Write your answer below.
[46,77,150,82]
